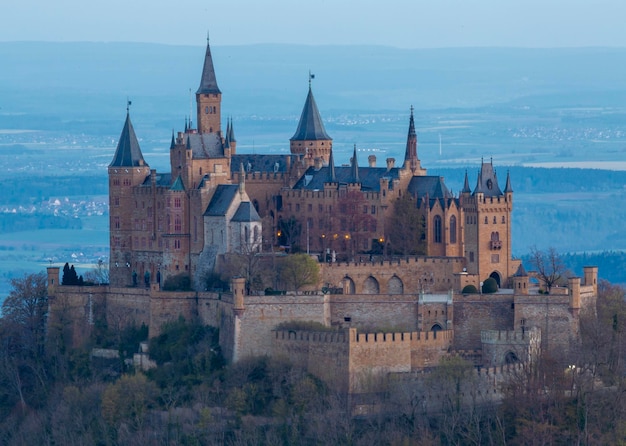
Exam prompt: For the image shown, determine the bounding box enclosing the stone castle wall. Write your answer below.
[321,256,466,294]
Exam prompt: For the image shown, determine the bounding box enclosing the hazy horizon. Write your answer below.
[4,1,626,48]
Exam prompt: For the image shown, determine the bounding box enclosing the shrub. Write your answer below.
[462,284,478,294]
[162,273,192,291]
[482,277,498,294]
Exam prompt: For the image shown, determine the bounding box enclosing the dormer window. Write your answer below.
[486,179,493,190]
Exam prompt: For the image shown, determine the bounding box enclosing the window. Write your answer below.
[319,204,323,213]
[502,215,506,223]
[491,254,500,263]
[174,216,181,233]
[113,196,120,206]
[370,220,377,232]
[371,205,376,214]
[174,197,181,208]
[307,218,313,230]
[363,205,368,214]
[493,216,497,224]
[295,203,300,212]
[434,215,442,243]
[484,216,488,224]
[308,204,313,212]
[114,216,120,229]
[469,251,475,262]
[450,215,457,244]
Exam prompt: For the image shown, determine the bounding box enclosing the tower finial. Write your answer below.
[207,30,210,43]
[126,98,132,114]
[309,70,315,88]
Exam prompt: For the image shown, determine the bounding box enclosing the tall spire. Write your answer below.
[225,119,231,148]
[403,105,419,174]
[462,170,471,193]
[504,170,513,193]
[350,144,360,183]
[228,117,236,142]
[196,37,221,95]
[169,129,176,150]
[109,109,147,168]
[328,149,336,182]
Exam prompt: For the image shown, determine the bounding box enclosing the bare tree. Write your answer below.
[529,246,570,293]
[278,254,320,291]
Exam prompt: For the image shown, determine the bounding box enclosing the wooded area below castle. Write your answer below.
[2,272,626,445]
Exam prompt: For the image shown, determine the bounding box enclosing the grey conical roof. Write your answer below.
[504,170,513,193]
[350,145,360,183]
[109,112,146,167]
[290,86,331,141]
[196,39,221,95]
[462,170,471,193]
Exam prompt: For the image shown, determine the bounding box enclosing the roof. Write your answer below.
[514,263,528,277]
[170,175,185,191]
[290,86,331,141]
[183,133,225,159]
[196,40,221,95]
[109,112,147,168]
[407,176,453,200]
[472,161,503,197]
[231,154,299,174]
[292,165,401,192]
[204,184,239,216]
[231,201,261,222]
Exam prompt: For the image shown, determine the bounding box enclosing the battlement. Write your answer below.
[325,256,466,269]
[274,329,349,344]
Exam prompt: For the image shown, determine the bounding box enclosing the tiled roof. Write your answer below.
[292,165,400,192]
[170,175,185,191]
[185,133,225,159]
[407,176,453,200]
[109,112,147,168]
[204,184,239,216]
[231,201,261,222]
[290,86,331,141]
[231,154,299,174]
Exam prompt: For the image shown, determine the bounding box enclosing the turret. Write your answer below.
[290,79,332,165]
[350,144,360,184]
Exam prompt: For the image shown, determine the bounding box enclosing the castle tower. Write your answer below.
[290,80,332,166]
[403,106,426,175]
[196,37,222,135]
[462,160,514,288]
[108,109,150,287]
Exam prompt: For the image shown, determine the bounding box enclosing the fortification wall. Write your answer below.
[453,293,515,352]
[329,293,418,331]
[409,330,454,369]
[321,256,466,294]
[235,293,329,360]
[48,285,108,347]
[514,294,578,356]
[272,330,350,393]
[481,328,541,367]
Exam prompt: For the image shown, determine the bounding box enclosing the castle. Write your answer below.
[47,38,598,395]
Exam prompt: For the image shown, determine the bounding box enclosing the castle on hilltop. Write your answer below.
[47,38,598,396]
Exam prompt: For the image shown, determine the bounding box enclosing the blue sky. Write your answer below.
[3,0,626,47]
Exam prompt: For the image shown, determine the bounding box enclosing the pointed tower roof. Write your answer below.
[472,159,503,197]
[462,170,471,193]
[196,37,221,95]
[504,170,513,193]
[228,117,236,142]
[403,106,419,172]
[224,119,231,148]
[514,263,528,277]
[109,111,147,167]
[169,130,176,150]
[350,144,360,183]
[290,85,331,141]
[328,149,336,182]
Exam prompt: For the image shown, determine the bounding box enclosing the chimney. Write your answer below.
[368,155,376,167]
[386,158,395,171]
[314,157,323,170]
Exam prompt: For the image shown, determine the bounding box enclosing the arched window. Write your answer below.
[434,215,442,243]
[363,276,380,294]
[449,215,457,244]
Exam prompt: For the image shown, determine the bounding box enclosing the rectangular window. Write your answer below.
[363,205,368,214]
[308,204,312,212]
[469,252,475,262]
[319,204,323,213]
[491,254,500,263]
[174,197,181,208]
[114,216,120,229]
[371,205,376,214]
